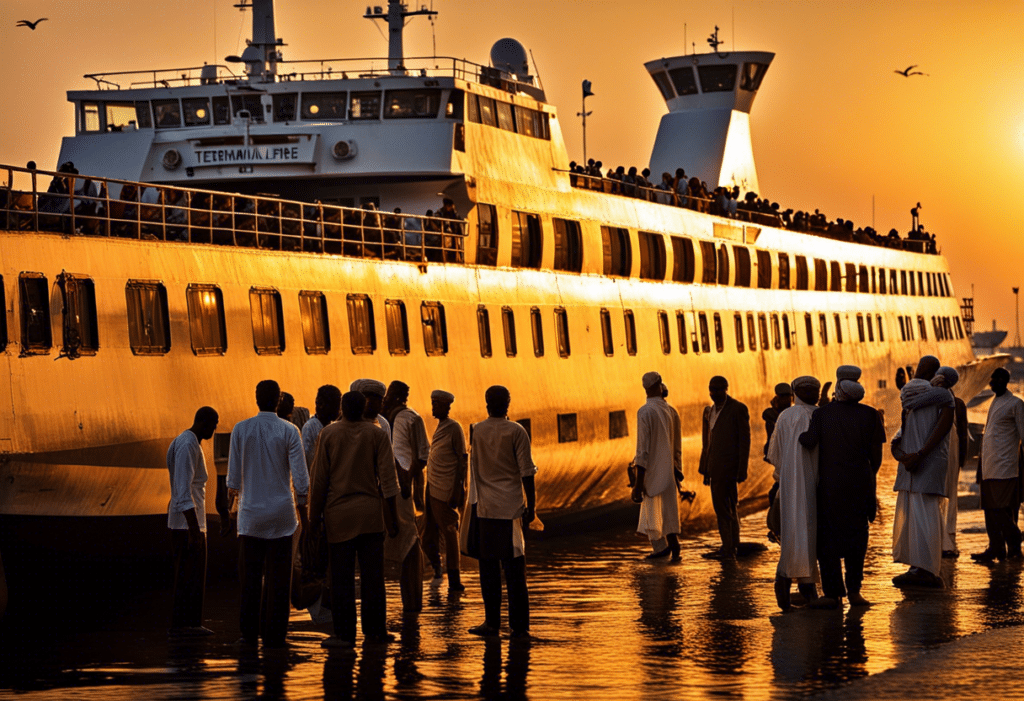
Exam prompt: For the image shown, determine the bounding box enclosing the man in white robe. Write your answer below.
[931,367,968,558]
[766,376,820,611]
[891,356,954,588]
[631,372,681,561]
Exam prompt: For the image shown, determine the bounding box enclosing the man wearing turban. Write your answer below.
[631,372,682,561]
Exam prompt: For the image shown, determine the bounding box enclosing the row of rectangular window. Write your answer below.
[80,89,459,132]
[475,206,954,298]
[650,61,769,102]
[8,273,968,360]
[465,93,551,140]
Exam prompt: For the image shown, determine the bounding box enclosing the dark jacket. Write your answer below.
[698,396,751,482]
[800,400,885,524]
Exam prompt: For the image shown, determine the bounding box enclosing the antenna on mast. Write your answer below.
[365,0,438,75]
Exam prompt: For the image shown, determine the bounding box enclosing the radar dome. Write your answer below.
[490,38,529,76]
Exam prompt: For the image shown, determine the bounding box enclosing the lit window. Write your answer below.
[186,284,227,355]
[385,299,409,356]
[249,287,284,355]
[347,294,376,355]
[421,302,448,356]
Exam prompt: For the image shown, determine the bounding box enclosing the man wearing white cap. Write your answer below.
[350,379,391,438]
[631,372,681,560]
[422,390,468,592]
[766,377,820,610]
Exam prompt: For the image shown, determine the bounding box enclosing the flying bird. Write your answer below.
[894,65,928,77]
[16,18,48,30]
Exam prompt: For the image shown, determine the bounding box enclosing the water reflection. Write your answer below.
[692,561,756,677]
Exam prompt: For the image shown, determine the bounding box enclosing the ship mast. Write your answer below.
[230,0,282,83]
[365,1,438,75]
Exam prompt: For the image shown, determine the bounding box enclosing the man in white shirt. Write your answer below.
[301,385,342,469]
[166,406,219,637]
[973,368,1024,563]
[422,390,468,592]
[631,372,681,561]
[227,380,309,648]
[466,386,537,639]
[381,380,430,613]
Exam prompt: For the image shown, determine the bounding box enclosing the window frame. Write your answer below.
[19,272,52,354]
[624,309,638,356]
[298,290,331,355]
[57,273,100,356]
[601,308,615,357]
[125,280,171,356]
[502,306,517,357]
[421,301,448,356]
[477,305,492,358]
[530,306,545,357]
[185,283,227,356]
[249,287,285,356]
[385,299,410,356]
[554,307,570,358]
[346,293,377,355]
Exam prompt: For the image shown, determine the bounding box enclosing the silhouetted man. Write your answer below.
[891,356,953,588]
[227,380,309,648]
[309,391,399,648]
[466,386,537,639]
[973,367,1024,563]
[166,406,219,637]
[301,385,342,469]
[766,377,819,611]
[931,368,968,558]
[800,367,885,608]
[380,380,428,614]
[632,372,681,561]
[762,383,793,460]
[698,376,750,559]
[421,389,468,592]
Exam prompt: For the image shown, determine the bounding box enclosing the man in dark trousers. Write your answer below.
[698,376,751,559]
[973,368,1024,562]
[799,368,886,608]
[166,406,219,637]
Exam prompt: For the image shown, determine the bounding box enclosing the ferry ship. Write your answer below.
[0,1,1003,572]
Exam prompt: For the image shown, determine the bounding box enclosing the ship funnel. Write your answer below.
[645,51,774,196]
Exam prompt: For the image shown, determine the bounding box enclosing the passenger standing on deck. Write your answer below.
[972,368,1024,563]
[800,367,885,608]
[380,380,428,615]
[421,390,468,592]
[698,376,751,560]
[166,406,219,637]
[301,385,342,469]
[765,378,819,611]
[631,372,681,561]
[227,380,309,648]
[931,368,968,558]
[466,386,537,639]
[891,356,954,588]
[309,391,399,648]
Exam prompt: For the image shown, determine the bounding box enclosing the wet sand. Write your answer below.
[1,458,1021,700]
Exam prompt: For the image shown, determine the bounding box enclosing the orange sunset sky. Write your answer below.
[2,0,1023,339]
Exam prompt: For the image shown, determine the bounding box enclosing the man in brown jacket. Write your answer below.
[698,376,751,559]
[309,391,399,649]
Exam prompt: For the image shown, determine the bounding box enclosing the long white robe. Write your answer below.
[766,398,819,582]
[941,418,961,552]
[635,398,680,544]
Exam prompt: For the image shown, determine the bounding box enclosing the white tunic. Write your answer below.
[635,397,680,543]
[766,398,819,581]
[166,430,207,532]
[981,391,1024,481]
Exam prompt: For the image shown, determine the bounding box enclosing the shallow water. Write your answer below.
[2,458,1021,700]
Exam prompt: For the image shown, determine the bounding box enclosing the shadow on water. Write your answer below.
[4,461,1024,699]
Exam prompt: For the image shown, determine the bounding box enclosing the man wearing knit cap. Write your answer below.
[632,372,681,560]
[800,365,885,608]
[422,389,468,592]
[698,376,751,559]
[766,377,820,610]
[351,379,391,437]
[465,385,537,639]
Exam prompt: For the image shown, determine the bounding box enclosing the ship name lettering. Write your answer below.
[194,146,301,164]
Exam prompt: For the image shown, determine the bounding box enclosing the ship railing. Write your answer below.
[567,171,782,228]
[85,65,244,91]
[0,165,467,264]
[82,56,542,96]
[566,171,938,253]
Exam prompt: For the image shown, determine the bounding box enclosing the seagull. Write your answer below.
[16,18,48,30]
[894,65,928,77]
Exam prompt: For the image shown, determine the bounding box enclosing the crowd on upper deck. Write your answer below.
[568,159,938,254]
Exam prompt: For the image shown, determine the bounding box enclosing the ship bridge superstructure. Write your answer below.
[645,50,774,196]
